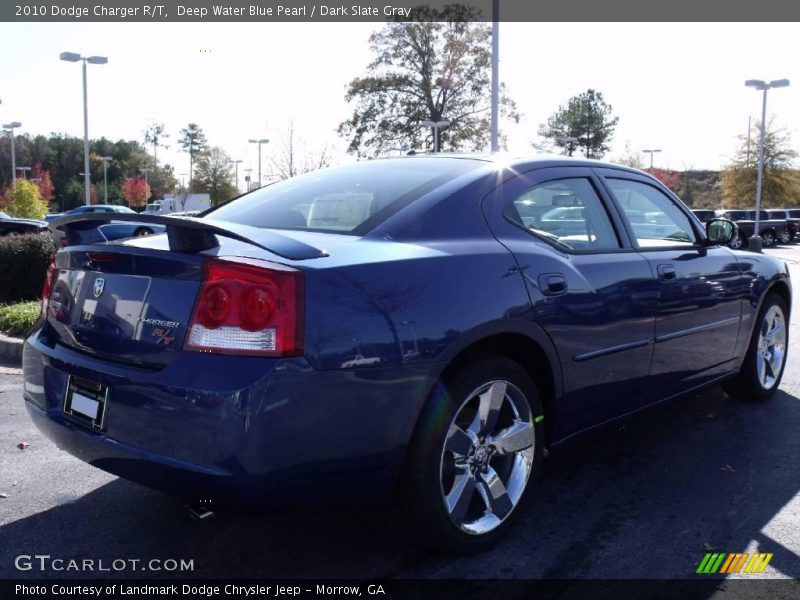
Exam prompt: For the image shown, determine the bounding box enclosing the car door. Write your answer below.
[482,166,658,439]
[598,170,743,394]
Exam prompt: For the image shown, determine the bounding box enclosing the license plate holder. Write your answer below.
[63,376,108,431]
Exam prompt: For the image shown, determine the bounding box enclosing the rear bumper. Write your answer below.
[22,328,438,508]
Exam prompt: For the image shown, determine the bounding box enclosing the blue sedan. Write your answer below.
[47,205,166,240]
[23,156,790,551]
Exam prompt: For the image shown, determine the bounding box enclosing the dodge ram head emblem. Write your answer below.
[93,278,105,298]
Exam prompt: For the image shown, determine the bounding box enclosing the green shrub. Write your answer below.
[0,301,40,337]
[0,233,56,303]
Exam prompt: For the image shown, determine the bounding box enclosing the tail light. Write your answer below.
[41,257,57,317]
[185,257,304,357]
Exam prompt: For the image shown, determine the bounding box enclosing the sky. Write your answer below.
[0,21,798,189]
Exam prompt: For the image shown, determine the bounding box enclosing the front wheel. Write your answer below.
[400,356,544,552]
[762,230,776,247]
[724,294,789,401]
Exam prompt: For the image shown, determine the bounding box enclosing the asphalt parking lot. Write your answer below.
[1,246,799,581]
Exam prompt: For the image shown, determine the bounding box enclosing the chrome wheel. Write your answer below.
[779,231,792,244]
[762,231,775,247]
[729,233,743,249]
[756,305,786,390]
[439,379,534,536]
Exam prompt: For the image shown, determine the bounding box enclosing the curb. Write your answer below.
[0,332,23,364]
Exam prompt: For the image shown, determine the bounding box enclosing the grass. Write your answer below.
[0,301,40,337]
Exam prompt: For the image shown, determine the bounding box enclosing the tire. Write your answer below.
[134,227,153,237]
[400,356,545,552]
[729,232,743,249]
[779,230,792,245]
[762,230,776,247]
[724,294,789,401]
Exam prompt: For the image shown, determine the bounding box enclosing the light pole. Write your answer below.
[2,122,21,188]
[178,173,187,189]
[490,0,499,152]
[421,120,451,152]
[60,52,108,205]
[745,78,790,252]
[248,138,269,188]
[139,167,150,206]
[98,156,112,203]
[555,135,579,157]
[230,159,242,192]
[642,149,662,170]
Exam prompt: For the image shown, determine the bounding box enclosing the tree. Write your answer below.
[179,124,207,186]
[720,118,800,208]
[31,162,55,205]
[268,121,330,181]
[610,141,645,169]
[143,122,169,166]
[536,89,619,159]
[650,168,682,192]
[121,177,151,209]
[193,146,237,205]
[338,6,519,156]
[4,180,48,219]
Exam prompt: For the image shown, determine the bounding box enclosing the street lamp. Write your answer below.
[98,156,112,203]
[745,78,790,252]
[420,120,450,152]
[248,138,269,188]
[60,51,108,205]
[642,148,662,170]
[555,136,579,157]
[230,159,243,192]
[2,122,22,187]
[139,167,150,206]
[178,173,187,188]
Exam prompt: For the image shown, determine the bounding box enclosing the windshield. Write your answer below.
[206,158,480,235]
[0,212,9,219]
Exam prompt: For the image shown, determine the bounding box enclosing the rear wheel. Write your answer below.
[779,230,792,244]
[762,230,776,247]
[133,227,153,237]
[401,356,544,552]
[724,294,788,401]
[729,232,743,249]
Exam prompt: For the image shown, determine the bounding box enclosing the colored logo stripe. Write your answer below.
[696,553,773,574]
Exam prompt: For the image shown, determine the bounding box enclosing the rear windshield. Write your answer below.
[206,158,480,235]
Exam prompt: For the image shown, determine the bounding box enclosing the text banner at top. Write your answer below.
[3,0,800,22]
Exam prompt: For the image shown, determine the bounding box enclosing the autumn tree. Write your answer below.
[31,162,55,205]
[5,179,48,219]
[720,118,800,208]
[338,5,518,156]
[179,123,208,186]
[650,168,682,192]
[143,122,169,166]
[121,177,151,209]
[193,146,237,205]
[268,121,330,181]
[536,89,619,159]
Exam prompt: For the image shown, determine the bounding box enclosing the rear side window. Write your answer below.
[207,159,479,235]
[503,178,620,252]
[606,179,698,248]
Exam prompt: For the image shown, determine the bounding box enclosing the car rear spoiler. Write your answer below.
[50,213,329,260]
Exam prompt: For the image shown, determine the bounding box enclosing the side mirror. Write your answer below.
[706,218,736,245]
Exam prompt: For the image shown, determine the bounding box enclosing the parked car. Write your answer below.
[24,156,790,551]
[0,211,48,236]
[765,209,799,244]
[49,204,166,243]
[719,209,790,248]
[691,209,717,223]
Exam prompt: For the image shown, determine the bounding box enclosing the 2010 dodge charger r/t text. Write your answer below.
[22,155,790,551]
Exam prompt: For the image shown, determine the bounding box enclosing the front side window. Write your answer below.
[606,179,698,248]
[503,178,620,252]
